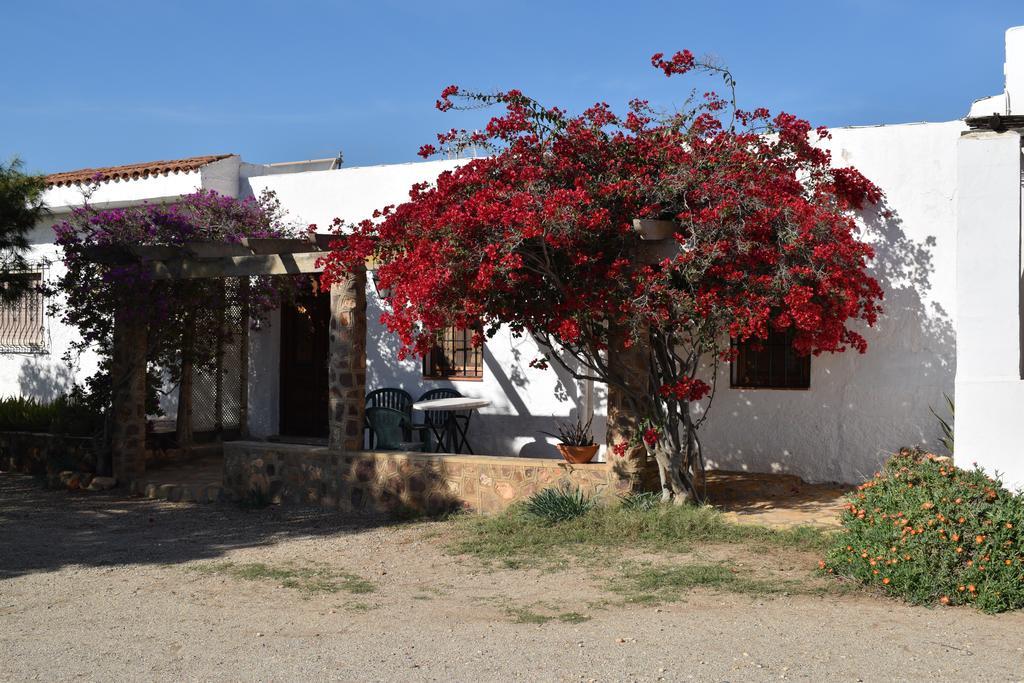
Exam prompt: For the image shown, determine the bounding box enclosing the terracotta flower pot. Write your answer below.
[632,218,678,241]
[557,443,599,464]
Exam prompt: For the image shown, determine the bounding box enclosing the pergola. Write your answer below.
[96,237,368,483]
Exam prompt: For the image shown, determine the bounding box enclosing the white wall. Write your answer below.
[0,230,99,401]
[701,121,964,483]
[247,159,466,229]
[42,169,208,210]
[363,288,606,459]
[954,130,1024,489]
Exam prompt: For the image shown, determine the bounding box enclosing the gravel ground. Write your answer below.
[2,473,1023,682]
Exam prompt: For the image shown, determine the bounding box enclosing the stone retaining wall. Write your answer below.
[224,441,629,515]
[0,431,96,476]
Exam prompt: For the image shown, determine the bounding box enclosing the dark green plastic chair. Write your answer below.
[365,388,413,448]
[365,388,413,415]
[365,407,422,451]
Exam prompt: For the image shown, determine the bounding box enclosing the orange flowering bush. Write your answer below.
[822,447,1024,613]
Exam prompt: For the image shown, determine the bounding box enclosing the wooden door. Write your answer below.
[279,289,330,437]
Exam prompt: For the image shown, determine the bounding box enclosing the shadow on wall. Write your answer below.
[703,201,956,484]
[364,289,605,459]
[17,358,76,401]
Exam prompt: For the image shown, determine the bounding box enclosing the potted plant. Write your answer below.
[543,416,599,463]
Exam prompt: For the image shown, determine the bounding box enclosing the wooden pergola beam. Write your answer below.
[147,251,324,280]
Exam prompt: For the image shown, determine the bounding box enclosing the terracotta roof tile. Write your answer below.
[45,154,235,188]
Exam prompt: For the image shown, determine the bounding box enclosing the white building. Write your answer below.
[13,26,1024,487]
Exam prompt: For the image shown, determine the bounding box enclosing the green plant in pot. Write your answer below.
[543,416,599,464]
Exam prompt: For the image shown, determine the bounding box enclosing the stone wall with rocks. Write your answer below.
[224,441,629,515]
[0,431,96,477]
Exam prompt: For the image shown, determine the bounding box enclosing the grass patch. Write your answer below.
[503,605,593,625]
[451,502,831,568]
[190,561,375,596]
[557,611,591,624]
[609,562,800,604]
[343,601,374,612]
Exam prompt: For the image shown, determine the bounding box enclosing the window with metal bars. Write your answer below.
[0,268,47,353]
[422,326,484,380]
[730,328,810,389]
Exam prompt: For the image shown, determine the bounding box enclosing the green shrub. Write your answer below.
[524,486,596,523]
[0,394,102,437]
[823,447,1024,613]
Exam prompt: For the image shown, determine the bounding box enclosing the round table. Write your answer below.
[412,397,491,454]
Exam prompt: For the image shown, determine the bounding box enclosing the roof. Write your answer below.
[45,154,235,188]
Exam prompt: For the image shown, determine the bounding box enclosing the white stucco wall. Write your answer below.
[954,130,1024,489]
[0,228,98,401]
[42,169,209,210]
[246,159,466,228]
[701,120,964,483]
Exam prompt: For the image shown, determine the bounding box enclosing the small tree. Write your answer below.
[321,52,883,503]
[0,158,47,302]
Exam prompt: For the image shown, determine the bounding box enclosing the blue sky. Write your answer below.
[3,1,1022,174]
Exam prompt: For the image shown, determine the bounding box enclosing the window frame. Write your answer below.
[0,264,49,355]
[729,328,810,390]
[421,326,484,381]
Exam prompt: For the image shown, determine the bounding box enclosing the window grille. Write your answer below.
[730,328,810,389]
[0,267,47,353]
[423,327,484,380]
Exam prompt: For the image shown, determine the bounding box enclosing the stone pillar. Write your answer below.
[328,267,367,451]
[605,326,659,491]
[111,308,147,484]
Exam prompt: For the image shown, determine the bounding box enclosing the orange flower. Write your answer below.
[921,501,934,510]
[951,533,960,542]
[940,595,950,605]
[958,517,966,524]
[955,498,963,504]
[958,585,966,592]
[956,547,963,554]
[1006,560,1013,566]
[882,577,891,585]
[975,535,986,545]
[968,584,977,593]
[818,560,826,569]
[1007,523,1014,529]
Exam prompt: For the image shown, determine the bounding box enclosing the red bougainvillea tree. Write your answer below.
[321,51,884,503]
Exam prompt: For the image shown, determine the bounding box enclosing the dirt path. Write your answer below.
[1,474,1023,682]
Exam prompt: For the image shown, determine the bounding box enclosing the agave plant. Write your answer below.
[929,393,954,455]
[541,416,595,447]
[524,486,595,523]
